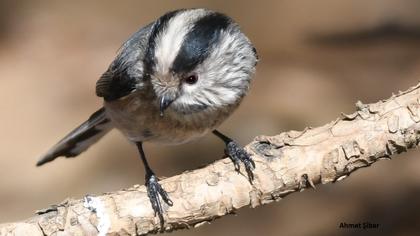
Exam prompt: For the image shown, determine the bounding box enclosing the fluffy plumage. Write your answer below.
[39,8,257,161]
[104,9,257,144]
[37,8,258,226]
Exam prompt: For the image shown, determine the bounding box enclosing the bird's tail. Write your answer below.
[36,107,113,166]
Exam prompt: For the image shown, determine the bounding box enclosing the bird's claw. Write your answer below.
[146,174,173,230]
[225,141,256,182]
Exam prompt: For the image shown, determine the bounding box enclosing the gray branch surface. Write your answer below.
[2,83,420,236]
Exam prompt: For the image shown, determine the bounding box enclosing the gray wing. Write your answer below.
[96,22,154,101]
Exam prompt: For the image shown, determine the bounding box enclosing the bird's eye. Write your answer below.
[184,75,198,85]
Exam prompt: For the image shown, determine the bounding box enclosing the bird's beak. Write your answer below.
[159,95,174,117]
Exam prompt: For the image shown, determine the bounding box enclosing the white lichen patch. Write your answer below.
[83,195,111,236]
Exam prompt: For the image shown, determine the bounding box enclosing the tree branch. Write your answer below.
[2,83,420,236]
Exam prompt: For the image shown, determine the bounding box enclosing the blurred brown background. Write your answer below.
[1,0,420,235]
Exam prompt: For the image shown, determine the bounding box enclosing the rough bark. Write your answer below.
[2,83,420,236]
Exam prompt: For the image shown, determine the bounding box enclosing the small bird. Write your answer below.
[37,8,258,226]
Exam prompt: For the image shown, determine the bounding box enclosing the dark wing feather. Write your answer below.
[96,23,154,101]
[96,69,138,101]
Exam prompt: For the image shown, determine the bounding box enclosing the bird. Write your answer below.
[37,8,258,227]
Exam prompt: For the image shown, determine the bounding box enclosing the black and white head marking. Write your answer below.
[145,9,258,114]
[98,9,257,115]
[143,9,187,77]
[171,12,231,74]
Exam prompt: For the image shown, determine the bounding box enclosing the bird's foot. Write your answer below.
[145,173,173,230]
[225,141,256,182]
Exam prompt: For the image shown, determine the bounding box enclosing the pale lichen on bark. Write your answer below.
[1,83,420,236]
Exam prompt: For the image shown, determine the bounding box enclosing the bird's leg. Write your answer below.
[136,142,173,229]
[212,130,255,182]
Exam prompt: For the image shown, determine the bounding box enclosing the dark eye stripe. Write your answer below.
[143,9,185,77]
[171,12,231,74]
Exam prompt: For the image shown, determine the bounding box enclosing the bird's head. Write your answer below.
[144,9,258,116]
